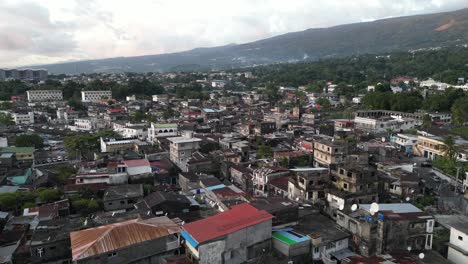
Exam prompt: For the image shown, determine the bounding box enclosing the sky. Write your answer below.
[1,0,467,67]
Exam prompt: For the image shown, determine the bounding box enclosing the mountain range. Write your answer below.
[39,8,468,74]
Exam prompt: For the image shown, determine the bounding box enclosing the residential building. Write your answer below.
[122,159,152,176]
[336,203,434,256]
[288,167,329,204]
[1,68,47,81]
[134,191,193,218]
[354,116,421,134]
[447,223,468,264]
[81,90,112,103]
[252,167,289,197]
[73,118,104,131]
[11,112,34,125]
[100,137,139,153]
[168,133,201,171]
[152,94,169,103]
[27,90,63,102]
[391,133,418,153]
[103,184,144,211]
[182,203,273,264]
[70,217,181,264]
[313,138,346,168]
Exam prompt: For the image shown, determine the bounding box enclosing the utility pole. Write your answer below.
[455,167,461,194]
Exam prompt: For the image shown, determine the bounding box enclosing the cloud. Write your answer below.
[1,0,467,67]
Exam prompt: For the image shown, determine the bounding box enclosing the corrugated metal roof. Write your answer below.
[182,203,272,245]
[70,217,180,261]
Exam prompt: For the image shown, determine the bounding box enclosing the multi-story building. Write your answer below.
[447,223,468,264]
[152,94,169,103]
[27,90,63,102]
[81,90,112,103]
[354,116,420,134]
[255,121,277,135]
[73,118,103,131]
[168,132,201,171]
[288,167,329,204]
[252,167,290,197]
[182,203,272,264]
[329,165,379,205]
[336,203,434,257]
[0,68,47,81]
[391,133,418,153]
[11,112,34,125]
[313,138,346,168]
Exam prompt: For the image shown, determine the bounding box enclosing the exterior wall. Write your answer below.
[30,238,70,263]
[414,136,445,160]
[169,139,200,171]
[12,112,34,125]
[81,91,112,103]
[27,90,63,102]
[75,234,179,264]
[448,227,468,264]
[192,219,272,264]
[126,165,151,176]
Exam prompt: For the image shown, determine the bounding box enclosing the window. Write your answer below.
[120,201,125,204]
[326,242,335,250]
[459,236,464,241]
[314,247,319,253]
[343,183,348,190]
[108,252,117,258]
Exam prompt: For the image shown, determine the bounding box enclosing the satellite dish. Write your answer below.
[418,253,425,259]
[370,202,379,215]
[405,197,411,202]
[296,197,300,201]
[407,246,412,251]
[382,137,386,142]
[351,204,358,212]
[339,204,344,211]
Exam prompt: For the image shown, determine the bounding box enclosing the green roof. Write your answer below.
[7,168,32,185]
[0,147,35,153]
[272,232,298,245]
[153,123,177,128]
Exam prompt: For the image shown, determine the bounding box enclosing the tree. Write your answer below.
[421,114,432,129]
[14,134,44,148]
[257,145,273,159]
[55,165,77,185]
[38,189,62,203]
[0,113,14,126]
[264,83,279,101]
[441,136,459,161]
[315,98,331,111]
[451,97,468,126]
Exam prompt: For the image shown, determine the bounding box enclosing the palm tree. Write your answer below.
[441,136,459,161]
[422,114,432,129]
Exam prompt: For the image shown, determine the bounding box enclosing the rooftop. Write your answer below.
[182,203,272,246]
[70,217,180,261]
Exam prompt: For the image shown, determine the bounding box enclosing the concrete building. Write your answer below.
[168,133,201,171]
[81,90,112,103]
[73,118,105,131]
[354,116,421,134]
[252,167,289,197]
[313,138,346,168]
[148,123,178,142]
[103,184,144,211]
[391,133,418,153]
[447,223,468,264]
[182,203,272,264]
[11,112,34,125]
[1,68,47,81]
[70,217,180,264]
[27,90,63,102]
[413,134,445,160]
[288,167,329,204]
[152,94,169,103]
[336,203,434,257]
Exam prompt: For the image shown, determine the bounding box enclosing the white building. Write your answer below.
[392,133,418,153]
[152,94,169,103]
[148,123,178,142]
[26,90,63,102]
[354,116,421,134]
[168,132,201,171]
[448,224,468,264]
[420,78,449,90]
[73,118,104,131]
[123,159,152,176]
[81,90,112,103]
[12,112,34,125]
[211,80,227,88]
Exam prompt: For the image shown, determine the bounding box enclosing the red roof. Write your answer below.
[107,108,125,113]
[182,203,272,244]
[123,159,150,167]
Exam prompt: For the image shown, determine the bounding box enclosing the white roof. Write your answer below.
[168,137,202,144]
[360,203,421,214]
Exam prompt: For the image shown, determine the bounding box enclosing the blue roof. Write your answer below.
[206,184,226,191]
[182,230,199,248]
[202,108,222,113]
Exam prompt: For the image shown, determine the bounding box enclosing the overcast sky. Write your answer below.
[1,0,467,67]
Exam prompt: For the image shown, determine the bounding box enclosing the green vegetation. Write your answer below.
[72,198,101,216]
[55,165,77,185]
[0,112,14,126]
[451,127,468,139]
[14,134,44,148]
[362,91,423,113]
[433,156,468,179]
[64,130,118,160]
[0,192,36,212]
[38,189,62,203]
[415,195,435,210]
[257,145,273,159]
[451,97,468,126]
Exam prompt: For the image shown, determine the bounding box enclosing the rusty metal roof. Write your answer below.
[70,217,180,261]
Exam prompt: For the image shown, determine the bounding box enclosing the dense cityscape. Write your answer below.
[1,1,468,264]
